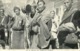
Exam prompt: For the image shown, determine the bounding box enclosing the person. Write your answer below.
[58,0,80,49]
[49,10,58,49]
[30,0,52,49]
[23,4,40,49]
[0,8,10,49]
[23,4,32,49]
[11,7,25,49]
[29,5,39,49]
[31,3,36,18]
[0,8,6,49]
[6,15,14,48]
[22,4,36,49]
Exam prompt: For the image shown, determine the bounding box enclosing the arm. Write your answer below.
[58,22,76,32]
[30,11,41,26]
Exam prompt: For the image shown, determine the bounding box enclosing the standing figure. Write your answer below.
[0,9,5,49]
[24,4,32,49]
[11,7,25,49]
[6,15,14,48]
[58,0,80,49]
[29,5,38,49]
[30,0,52,49]
[49,10,58,49]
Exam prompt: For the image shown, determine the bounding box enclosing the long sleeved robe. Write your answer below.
[11,14,25,49]
[57,2,80,49]
[30,11,52,49]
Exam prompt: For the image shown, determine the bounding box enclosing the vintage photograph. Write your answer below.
[0,0,80,49]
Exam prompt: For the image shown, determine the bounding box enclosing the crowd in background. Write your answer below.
[0,0,80,49]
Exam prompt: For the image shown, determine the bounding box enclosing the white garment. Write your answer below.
[51,19,57,39]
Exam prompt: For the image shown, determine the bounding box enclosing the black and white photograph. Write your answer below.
[0,0,80,49]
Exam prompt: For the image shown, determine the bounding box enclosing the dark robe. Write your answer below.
[58,2,80,49]
[5,15,14,46]
[0,15,8,49]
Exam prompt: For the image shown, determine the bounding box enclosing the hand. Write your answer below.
[58,24,66,31]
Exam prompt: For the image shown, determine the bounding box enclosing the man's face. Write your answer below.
[31,7,36,14]
[14,9,20,15]
[64,0,72,10]
[50,11,55,19]
[37,2,45,13]
[0,9,4,16]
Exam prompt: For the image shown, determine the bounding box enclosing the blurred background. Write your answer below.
[0,0,65,16]
[0,0,80,49]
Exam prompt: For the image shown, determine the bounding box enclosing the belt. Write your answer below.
[12,29,24,31]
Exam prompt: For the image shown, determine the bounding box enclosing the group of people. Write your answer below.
[0,0,80,49]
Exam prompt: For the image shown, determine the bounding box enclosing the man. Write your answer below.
[21,4,36,49]
[58,0,80,49]
[0,8,6,49]
[49,10,58,49]
[24,4,32,48]
[31,5,36,18]
[29,5,38,49]
[11,7,25,49]
[30,0,52,49]
[6,15,14,48]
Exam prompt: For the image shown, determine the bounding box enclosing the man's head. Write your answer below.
[31,6,36,14]
[31,6,36,18]
[64,0,73,10]
[26,4,31,14]
[14,7,20,15]
[0,9,4,16]
[50,10,55,19]
[37,0,45,13]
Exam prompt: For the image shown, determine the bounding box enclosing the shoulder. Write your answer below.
[42,14,52,23]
